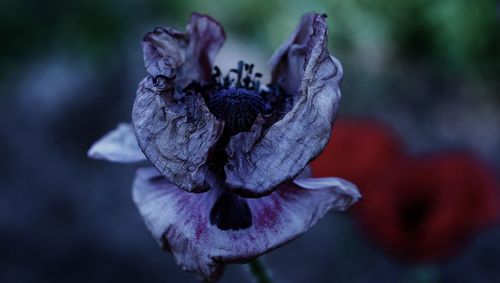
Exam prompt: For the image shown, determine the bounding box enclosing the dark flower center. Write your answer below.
[206,87,265,136]
[206,61,266,136]
[400,197,433,236]
[183,60,289,137]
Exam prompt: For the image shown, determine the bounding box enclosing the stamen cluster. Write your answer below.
[183,61,289,137]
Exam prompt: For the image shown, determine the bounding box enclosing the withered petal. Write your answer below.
[133,77,224,193]
[134,13,227,193]
[225,13,343,196]
[87,123,146,163]
[142,13,226,85]
[269,12,316,94]
[133,167,359,282]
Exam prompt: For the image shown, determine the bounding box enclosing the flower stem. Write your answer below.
[248,258,273,283]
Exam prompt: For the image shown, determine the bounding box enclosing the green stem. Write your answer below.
[407,264,441,283]
[248,258,273,283]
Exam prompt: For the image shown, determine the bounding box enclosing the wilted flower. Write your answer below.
[88,12,360,281]
[354,153,499,262]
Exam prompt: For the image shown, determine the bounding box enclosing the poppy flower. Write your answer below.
[311,119,405,188]
[88,13,360,281]
[354,152,499,262]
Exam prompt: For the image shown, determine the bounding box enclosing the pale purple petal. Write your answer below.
[135,13,227,193]
[133,168,359,282]
[87,123,146,163]
[142,13,226,85]
[293,177,362,210]
[296,165,312,179]
[132,77,224,193]
[142,26,184,78]
[269,12,316,94]
[183,13,227,83]
[225,13,343,196]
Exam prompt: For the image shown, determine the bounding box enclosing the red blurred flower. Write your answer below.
[311,119,499,261]
[311,119,405,188]
[355,153,499,262]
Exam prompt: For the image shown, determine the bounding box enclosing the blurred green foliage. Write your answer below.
[1,0,498,83]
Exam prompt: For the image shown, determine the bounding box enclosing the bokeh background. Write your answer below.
[1,0,499,282]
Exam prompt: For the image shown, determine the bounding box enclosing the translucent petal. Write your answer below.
[87,123,146,163]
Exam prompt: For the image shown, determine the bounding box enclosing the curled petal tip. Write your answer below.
[87,123,146,163]
[294,177,362,211]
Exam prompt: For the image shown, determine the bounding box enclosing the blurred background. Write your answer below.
[1,0,499,282]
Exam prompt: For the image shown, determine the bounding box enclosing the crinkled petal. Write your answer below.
[142,13,226,84]
[132,77,224,193]
[135,13,227,193]
[87,123,146,163]
[133,167,360,282]
[269,12,316,94]
[225,13,343,196]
